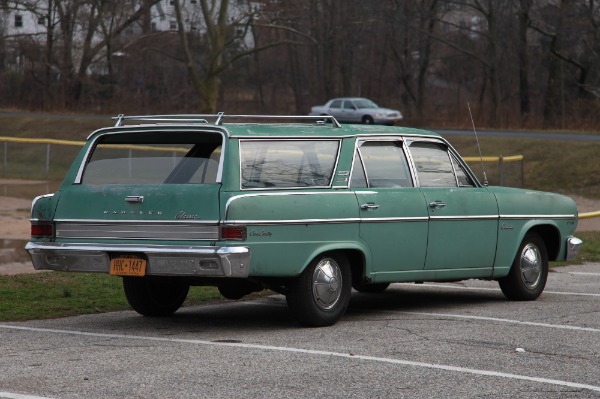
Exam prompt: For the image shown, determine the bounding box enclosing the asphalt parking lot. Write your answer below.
[0,263,599,399]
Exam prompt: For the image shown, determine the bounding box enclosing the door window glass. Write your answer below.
[409,142,457,187]
[351,141,413,188]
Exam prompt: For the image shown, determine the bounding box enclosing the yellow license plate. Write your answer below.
[109,255,147,276]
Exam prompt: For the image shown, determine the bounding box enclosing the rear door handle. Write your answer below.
[429,201,447,208]
[360,203,380,210]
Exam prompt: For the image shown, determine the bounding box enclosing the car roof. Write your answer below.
[87,114,441,140]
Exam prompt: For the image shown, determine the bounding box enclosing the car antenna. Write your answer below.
[467,102,488,186]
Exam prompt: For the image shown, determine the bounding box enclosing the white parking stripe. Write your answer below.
[379,311,600,333]
[1,324,599,393]
[0,392,55,399]
[407,283,600,297]
[568,272,600,276]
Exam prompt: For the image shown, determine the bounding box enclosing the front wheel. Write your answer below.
[498,233,548,301]
[123,277,189,317]
[286,253,351,327]
[362,115,374,124]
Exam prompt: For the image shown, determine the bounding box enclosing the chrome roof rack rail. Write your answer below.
[111,113,342,128]
[112,114,210,126]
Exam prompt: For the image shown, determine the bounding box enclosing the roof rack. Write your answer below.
[112,113,342,128]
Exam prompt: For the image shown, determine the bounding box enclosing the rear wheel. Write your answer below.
[498,233,548,300]
[286,253,351,327]
[123,277,189,317]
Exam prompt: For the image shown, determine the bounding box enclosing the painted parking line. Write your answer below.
[1,324,599,394]
[403,283,600,297]
[375,311,600,333]
[0,392,54,399]
[567,272,600,277]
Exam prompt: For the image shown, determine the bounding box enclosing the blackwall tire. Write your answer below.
[123,276,189,317]
[286,253,351,327]
[498,232,548,301]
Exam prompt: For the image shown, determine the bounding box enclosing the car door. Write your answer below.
[327,100,344,120]
[351,139,429,282]
[407,140,498,274]
[342,100,361,123]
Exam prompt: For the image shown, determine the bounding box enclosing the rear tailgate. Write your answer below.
[54,129,224,244]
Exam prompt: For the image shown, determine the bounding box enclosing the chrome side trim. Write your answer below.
[566,237,583,261]
[55,222,218,241]
[500,214,576,220]
[223,216,428,225]
[26,242,250,278]
[429,215,499,221]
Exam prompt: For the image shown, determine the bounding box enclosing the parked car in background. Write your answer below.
[27,114,582,327]
[309,97,403,125]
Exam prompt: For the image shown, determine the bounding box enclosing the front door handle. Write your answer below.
[429,201,447,208]
[360,203,380,210]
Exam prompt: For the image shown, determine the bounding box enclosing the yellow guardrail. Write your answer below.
[463,155,524,162]
[579,211,600,219]
[2,136,599,219]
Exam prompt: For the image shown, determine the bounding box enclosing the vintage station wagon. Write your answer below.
[26,114,582,326]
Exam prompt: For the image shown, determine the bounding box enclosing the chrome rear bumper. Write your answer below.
[25,242,250,278]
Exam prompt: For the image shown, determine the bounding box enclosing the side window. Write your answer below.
[239,140,339,189]
[343,101,356,110]
[330,100,342,109]
[451,153,475,187]
[351,141,414,188]
[409,142,457,187]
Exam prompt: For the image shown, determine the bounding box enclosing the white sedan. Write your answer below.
[309,97,403,125]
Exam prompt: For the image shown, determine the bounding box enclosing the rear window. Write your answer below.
[239,140,340,189]
[81,132,223,185]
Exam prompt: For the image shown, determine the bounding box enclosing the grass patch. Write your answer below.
[0,272,224,321]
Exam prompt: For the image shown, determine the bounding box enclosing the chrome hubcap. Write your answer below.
[520,243,542,289]
[312,258,342,310]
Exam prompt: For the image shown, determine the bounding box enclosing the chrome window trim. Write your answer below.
[238,138,342,191]
[75,128,227,184]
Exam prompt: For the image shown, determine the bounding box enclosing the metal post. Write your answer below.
[3,142,7,176]
[46,143,51,177]
[499,155,504,186]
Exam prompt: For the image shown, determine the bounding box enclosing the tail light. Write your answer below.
[220,225,246,241]
[31,222,54,239]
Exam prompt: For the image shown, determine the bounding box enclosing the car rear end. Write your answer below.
[26,124,250,279]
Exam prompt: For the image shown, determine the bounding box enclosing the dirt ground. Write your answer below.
[0,179,599,275]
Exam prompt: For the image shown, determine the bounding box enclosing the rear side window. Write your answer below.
[81,132,223,185]
[239,140,340,189]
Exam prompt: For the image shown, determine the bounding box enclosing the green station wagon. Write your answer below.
[26,114,582,326]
